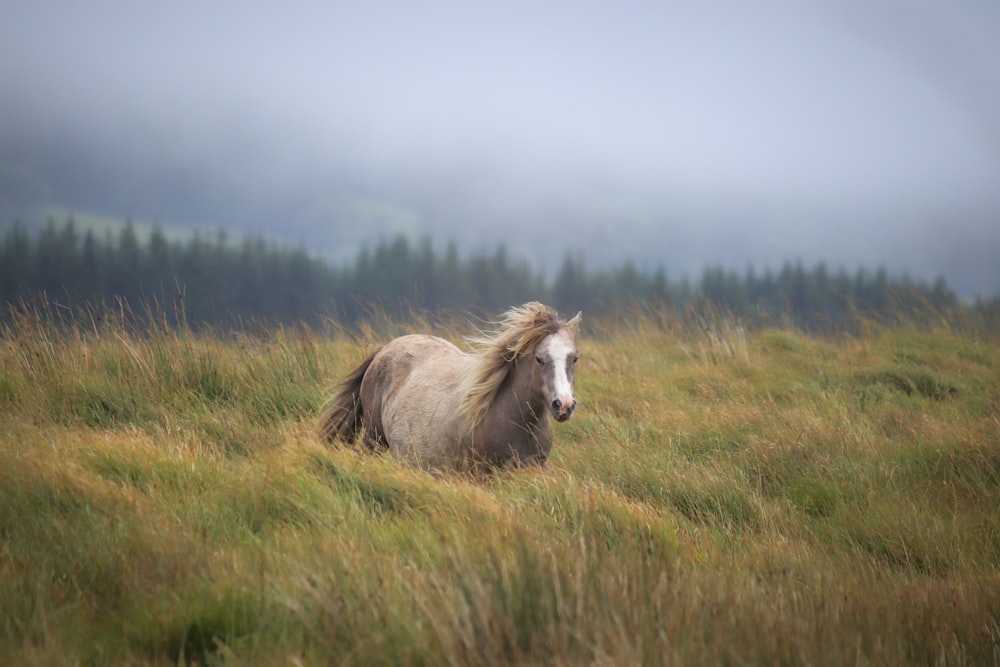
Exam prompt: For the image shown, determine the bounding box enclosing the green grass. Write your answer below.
[1,304,999,665]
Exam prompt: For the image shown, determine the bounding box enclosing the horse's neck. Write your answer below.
[470,357,553,468]
[495,359,546,424]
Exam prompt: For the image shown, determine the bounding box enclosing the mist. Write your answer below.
[2,0,999,297]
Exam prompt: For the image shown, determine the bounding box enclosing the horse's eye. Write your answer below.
[571,355,579,364]
[535,356,545,366]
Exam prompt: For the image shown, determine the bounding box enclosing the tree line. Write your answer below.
[0,217,982,331]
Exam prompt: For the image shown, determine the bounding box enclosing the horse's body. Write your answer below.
[319,302,580,472]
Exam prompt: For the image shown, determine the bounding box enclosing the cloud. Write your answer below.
[1,1,998,295]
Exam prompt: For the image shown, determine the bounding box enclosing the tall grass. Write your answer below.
[1,301,998,665]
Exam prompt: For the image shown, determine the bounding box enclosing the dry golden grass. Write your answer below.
[1,303,998,665]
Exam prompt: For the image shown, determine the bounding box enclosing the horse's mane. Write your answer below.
[457,302,563,428]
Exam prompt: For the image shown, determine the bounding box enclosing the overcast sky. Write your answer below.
[2,0,999,295]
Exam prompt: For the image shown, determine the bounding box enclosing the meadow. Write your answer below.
[1,302,998,665]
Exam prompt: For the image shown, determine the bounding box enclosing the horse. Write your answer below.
[319,302,581,472]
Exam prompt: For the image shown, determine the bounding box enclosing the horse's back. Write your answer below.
[362,334,471,467]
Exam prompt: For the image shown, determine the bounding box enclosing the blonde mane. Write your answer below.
[457,302,564,428]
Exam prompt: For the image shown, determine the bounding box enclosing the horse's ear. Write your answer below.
[564,311,582,336]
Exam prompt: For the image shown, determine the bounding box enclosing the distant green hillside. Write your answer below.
[3,214,991,331]
[35,208,200,243]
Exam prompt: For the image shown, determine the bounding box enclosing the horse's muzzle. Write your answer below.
[552,398,576,422]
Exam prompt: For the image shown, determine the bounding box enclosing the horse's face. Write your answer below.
[533,328,579,422]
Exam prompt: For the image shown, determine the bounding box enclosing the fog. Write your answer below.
[2,0,999,297]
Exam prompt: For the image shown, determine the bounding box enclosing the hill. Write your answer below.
[1,305,998,664]
[3,216,981,332]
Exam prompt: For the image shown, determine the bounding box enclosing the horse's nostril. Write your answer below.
[552,399,562,411]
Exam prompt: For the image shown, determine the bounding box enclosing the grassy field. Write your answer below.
[1,303,998,665]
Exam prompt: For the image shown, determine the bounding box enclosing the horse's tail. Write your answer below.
[318,346,382,445]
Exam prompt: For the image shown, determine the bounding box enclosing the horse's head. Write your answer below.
[532,312,581,422]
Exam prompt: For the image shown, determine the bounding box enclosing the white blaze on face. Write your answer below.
[542,331,577,419]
